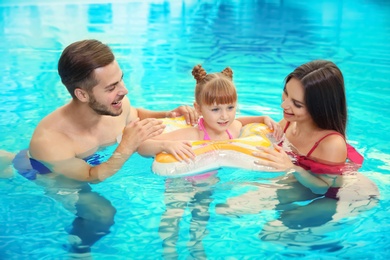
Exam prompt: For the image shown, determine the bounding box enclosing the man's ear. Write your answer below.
[194,102,202,115]
[74,88,89,102]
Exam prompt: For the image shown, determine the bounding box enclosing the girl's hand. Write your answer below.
[162,140,196,163]
[264,116,283,142]
[253,144,294,171]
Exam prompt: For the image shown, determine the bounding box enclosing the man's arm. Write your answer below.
[29,118,165,182]
[29,130,98,181]
[137,105,198,125]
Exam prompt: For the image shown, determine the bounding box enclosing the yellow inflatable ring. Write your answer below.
[152,117,277,177]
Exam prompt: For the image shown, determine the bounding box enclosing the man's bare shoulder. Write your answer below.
[32,106,73,137]
[29,107,75,161]
[123,96,139,123]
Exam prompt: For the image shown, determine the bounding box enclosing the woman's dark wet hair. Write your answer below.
[285,60,347,136]
[58,39,115,99]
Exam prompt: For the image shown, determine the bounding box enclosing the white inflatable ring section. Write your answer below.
[152,117,276,177]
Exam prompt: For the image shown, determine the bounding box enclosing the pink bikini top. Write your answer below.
[198,118,233,140]
[281,122,364,175]
[183,118,233,182]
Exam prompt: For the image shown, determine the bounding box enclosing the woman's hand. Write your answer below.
[263,116,283,141]
[253,143,295,171]
[254,144,332,194]
[162,140,196,163]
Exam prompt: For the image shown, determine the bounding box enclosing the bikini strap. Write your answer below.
[226,129,233,139]
[198,117,233,140]
[306,132,344,157]
[283,121,290,133]
[198,118,211,140]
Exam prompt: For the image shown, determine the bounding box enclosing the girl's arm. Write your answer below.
[137,139,195,162]
[137,128,199,162]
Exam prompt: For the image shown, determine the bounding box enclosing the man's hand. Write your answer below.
[167,105,199,126]
[118,118,165,155]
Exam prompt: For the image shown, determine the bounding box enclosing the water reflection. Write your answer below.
[159,172,219,258]
[216,172,379,252]
[0,0,388,258]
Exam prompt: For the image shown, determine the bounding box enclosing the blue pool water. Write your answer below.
[0,0,389,259]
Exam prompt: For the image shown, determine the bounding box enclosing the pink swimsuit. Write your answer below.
[184,118,233,181]
[197,118,233,140]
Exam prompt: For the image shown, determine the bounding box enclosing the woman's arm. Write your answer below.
[253,144,335,194]
[285,165,332,194]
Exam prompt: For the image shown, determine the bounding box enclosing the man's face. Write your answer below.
[88,60,128,116]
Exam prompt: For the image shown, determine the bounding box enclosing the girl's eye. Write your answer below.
[211,108,219,112]
[228,105,235,110]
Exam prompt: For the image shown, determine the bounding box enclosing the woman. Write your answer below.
[217,60,379,247]
[252,60,378,200]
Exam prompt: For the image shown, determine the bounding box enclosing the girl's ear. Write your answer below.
[74,88,89,102]
[194,102,202,115]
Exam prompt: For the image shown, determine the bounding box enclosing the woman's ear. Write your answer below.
[194,102,202,115]
[74,88,89,102]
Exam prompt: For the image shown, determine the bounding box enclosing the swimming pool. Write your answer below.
[0,0,389,259]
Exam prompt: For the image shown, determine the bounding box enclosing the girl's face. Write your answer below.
[281,77,311,123]
[196,102,237,133]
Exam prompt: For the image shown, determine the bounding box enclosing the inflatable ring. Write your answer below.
[152,117,276,177]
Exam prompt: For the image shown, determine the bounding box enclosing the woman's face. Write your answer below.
[281,77,311,123]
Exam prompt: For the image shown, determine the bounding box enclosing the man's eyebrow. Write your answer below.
[105,73,124,89]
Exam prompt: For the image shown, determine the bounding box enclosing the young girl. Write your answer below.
[137,64,281,161]
[138,64,281,259]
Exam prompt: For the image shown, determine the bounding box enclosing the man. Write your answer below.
[25,39,197,181]
[8,39,198,254]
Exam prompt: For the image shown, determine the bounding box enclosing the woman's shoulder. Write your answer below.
[311,132,347,164]
[279,119,288,132]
